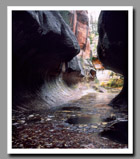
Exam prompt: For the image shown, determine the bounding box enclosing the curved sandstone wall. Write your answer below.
[12,10,96,110]
[12,11,81,108]
[97,11,128,107]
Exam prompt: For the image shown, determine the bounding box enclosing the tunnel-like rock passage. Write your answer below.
[12,10,129,149]
[97,11,128,107]
[12,11,80,107]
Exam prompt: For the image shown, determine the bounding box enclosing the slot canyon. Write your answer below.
[12,10,128,149]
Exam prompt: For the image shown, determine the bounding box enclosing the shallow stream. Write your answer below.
[12,86,128,149]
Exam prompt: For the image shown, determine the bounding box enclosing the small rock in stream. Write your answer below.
[18,120,25,124]
[12,123,19,126]
[27,114,41,122]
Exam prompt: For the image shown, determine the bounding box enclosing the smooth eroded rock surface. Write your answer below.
[12,11,80,107]
[97,11,128,107]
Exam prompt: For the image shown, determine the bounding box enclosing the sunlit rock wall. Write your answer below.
[60,11,95,79]
[60,10,90,59]
[73,11,90,59]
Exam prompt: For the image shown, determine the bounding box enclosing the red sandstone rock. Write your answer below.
[92,58,104,70]
[69,11,90,59]
[84,38,90,59]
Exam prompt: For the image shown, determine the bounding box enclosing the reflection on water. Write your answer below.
[66,115,101,124]
[52,89,128,144]
[61,106,81,111]
[12,85,128,148]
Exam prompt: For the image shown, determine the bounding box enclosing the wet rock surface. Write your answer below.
[12,86,128,149]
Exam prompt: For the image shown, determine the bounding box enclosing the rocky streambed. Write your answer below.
[12,85,128,149]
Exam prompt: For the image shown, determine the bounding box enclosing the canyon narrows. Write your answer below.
[12,10,128,149]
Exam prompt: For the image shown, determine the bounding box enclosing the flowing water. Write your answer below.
[12,83,128,149]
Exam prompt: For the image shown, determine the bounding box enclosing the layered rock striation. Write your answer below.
[12,11,81,107]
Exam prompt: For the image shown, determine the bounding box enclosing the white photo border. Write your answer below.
[7,6,133,154]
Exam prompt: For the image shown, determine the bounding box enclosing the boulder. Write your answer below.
[97,11,128,107]
[67,56,94,77]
